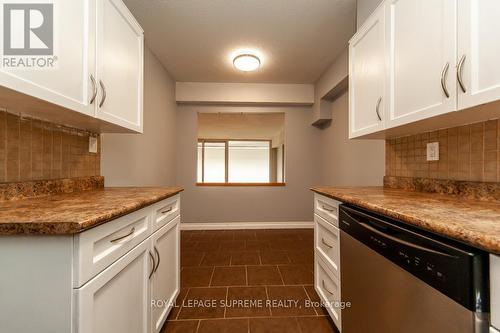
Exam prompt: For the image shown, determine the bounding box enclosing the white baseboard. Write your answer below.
[180,221,314,230]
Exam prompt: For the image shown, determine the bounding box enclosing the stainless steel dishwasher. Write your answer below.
[339,205,489,333]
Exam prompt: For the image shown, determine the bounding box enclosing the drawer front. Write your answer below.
[491,254,500,330]
[315,255,342,331]
[315,214,340,278]
[73,206,152,288]
[314,194,341,227]
[152,195,180,232]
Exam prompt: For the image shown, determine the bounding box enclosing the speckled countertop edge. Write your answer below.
[311,186,500,254]
[0,187,183,235]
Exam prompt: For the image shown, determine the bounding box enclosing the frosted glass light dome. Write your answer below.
[233,54,261,72]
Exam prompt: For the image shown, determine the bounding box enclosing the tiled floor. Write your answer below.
[161,229,338,333]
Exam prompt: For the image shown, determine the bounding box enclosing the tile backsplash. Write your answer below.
[386,119,499,182]
[0,110,100,183]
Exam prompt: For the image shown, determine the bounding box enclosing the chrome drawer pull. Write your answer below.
[322,205,336,213]
[99,80,107,107]
[153,246,161,272]
[148,250,155,279]
[457,54,467,93]
[322,280,335,295]
[161,207,173,214]
[89,74,98,104]
[441,62,450,98]
[375,96,382,121]
[321,238,334,249]
[110,227,135,244]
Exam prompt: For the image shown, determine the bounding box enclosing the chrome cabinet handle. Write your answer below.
[161,207,173,214]
[153,246,161,272]
[457,54,467,93]
[441,62,450,98]
[110,227,135,244]
[99,80,107,107]
[322,280,335,295]
[322,205,336,213]
[149,250,155,279]
[321,238,334,249]
[89,74,98,104]
[375,96,382,121]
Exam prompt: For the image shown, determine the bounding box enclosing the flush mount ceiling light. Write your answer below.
[233,54,261,72]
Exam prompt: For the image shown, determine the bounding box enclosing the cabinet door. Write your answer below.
[349,5,386,138]
[457,0,500,110]
[385,0,457,128]
[75,239,152,333]
[96,0,144,133]
[0,0,95,116]
[151,216,180,333]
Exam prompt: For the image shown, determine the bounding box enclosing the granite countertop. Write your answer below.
[311,186,500,254]
[0,187,183,235]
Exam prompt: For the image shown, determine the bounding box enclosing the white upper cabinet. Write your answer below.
[385,0,457,128]
[349,5,386,138]
[96,0,144,133]
[457,0,500,110]
[0,0,95,117]
[0,0,143,133]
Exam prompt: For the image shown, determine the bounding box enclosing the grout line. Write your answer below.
[208,266,215,287]
[223,287,229,319]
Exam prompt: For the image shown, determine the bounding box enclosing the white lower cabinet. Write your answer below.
[150,216,180,333]
[0,195,180,333]
[491,254,500,331]
[314,194,342,332]
[75,239,152,333]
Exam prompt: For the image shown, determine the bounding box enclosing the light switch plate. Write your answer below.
[427,142,439,161]
[89,136,98,153]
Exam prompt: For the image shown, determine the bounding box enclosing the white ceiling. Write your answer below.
[123,0,356,84]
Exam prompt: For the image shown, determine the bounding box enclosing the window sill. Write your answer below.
[196,182,286,187]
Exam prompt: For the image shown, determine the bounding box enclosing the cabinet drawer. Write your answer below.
[315,214,340,278]
[314,194,341,227]
[151,195,180,232]
[491,254,500,330]
[73,206,152,287]
[315,255,342,331]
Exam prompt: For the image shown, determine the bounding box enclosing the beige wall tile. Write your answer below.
[0,112,100,183]
[387,119,499,183]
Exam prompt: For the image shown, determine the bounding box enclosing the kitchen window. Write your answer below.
[197,113,285,186]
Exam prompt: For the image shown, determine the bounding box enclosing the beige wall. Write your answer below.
[319,92,385,186]
[101,47,177,186]
[176,104,321,223]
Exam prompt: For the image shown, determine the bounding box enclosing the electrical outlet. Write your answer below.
[426,142,439,161]
[89,136,98,153]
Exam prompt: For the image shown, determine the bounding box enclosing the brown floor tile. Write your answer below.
[231,251,260,265]
[211,266,247,286]
[233,230,257,240]
[247,265,283,286]
[287,251,314,265]
[220,240,246,251]
[201,252,231,266]
[181,251,204,267]
[267,286,316,316]
[198,319,249,333]
[181,267,214,287]
[169,288,189,319]
[225,287,270,318]
[304,285,329,316]
[260,251,290,265]
[196,240,221,251]
[160,320,199,333]
[296,316,338,333]
[249,317,301,333]
[269,239,299,251]
[181,241,198,250]
[245,240,271,250]
[278,265,313,285]
[178,288,227,319]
